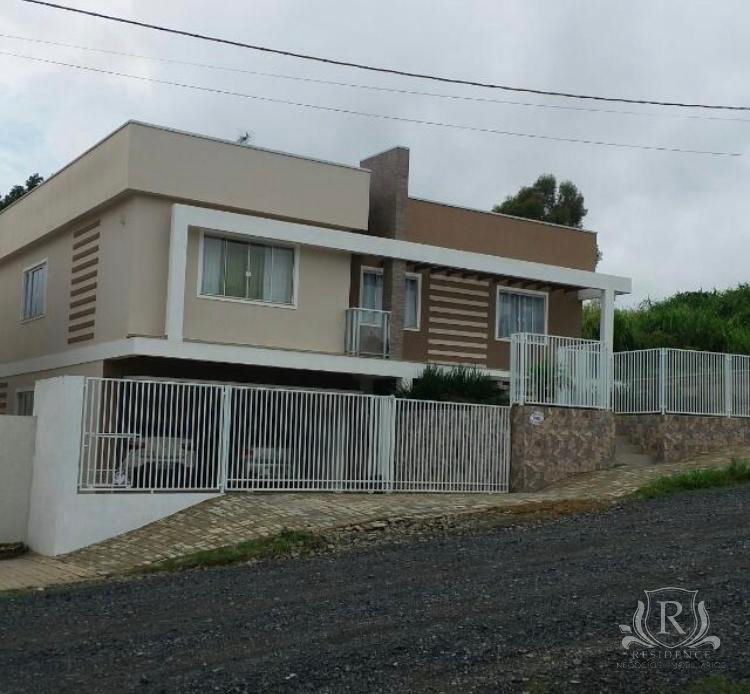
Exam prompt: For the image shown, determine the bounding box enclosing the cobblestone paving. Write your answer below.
[0,554,95,592]
[2,447,747,592]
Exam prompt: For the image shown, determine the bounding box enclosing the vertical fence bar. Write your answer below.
[218,385,232,492]
[725,353,732,417]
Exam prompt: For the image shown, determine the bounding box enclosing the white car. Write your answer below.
[117,436,195,487]
[241,446,290,481]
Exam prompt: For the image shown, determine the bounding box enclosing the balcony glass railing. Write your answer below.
[345,308,390,358]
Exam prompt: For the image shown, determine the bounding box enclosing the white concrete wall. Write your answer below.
[27,376,218,556]
[0,415,36,543]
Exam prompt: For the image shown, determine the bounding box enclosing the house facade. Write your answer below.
[0,121,631,413]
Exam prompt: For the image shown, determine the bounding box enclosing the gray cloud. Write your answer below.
[2,0,748,305]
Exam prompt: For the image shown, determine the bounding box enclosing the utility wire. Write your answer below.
[18,0,750,112]
[3,32,750,125]
[0,50,741,157]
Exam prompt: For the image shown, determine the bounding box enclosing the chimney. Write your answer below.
[359,147,410,359]
[359,147,410,240]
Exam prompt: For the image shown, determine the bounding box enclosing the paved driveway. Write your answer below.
[1,447,747,591]
[0,484,747,693]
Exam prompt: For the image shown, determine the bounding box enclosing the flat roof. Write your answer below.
[410,196,598,236]
[0,120,369,219]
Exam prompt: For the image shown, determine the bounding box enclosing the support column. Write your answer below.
[382,258,407,359]
[599,287,615,351]
[599,287,615,410]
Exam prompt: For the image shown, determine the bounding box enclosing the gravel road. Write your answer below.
[1,485,748,693]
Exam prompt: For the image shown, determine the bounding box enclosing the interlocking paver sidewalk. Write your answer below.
[2,447,747,592]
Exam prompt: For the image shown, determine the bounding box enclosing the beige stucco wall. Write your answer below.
[126,124,370,231]
[0,127,130,260]
[123,196,173,339]
[183,229,351,353]
[2,361,104,415]
[0,202,131,366]
[0,118,372,372]
[0,123,370,264]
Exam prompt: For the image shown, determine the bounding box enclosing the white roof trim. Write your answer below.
[0,336,509,381]
[165,203,628,348]
[173,203,630,291]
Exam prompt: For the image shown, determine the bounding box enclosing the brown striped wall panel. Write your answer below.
[67,221,100,345]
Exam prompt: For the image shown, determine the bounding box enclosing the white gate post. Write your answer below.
[378,396,395,493]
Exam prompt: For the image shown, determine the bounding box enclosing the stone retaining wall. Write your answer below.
[616,414,750,462]
[510,405,616,492]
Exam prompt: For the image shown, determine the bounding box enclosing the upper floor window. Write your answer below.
[21,261,47,321]
[361,268,383,311]
[360,267,421,329]
[404,273,421,330]
[201,235,295,305]
[496,288,547,339]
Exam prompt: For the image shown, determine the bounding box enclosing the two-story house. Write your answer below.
[0,121,630,414]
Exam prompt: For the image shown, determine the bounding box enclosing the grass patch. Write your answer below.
[138,529,324,575]
[633,459,750,500]
[687,675,750,693]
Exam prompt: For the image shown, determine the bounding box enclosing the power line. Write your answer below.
[0,50,741,157]
[18,0,750,112]
[4,32,750,125]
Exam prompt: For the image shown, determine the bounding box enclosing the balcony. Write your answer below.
[345,308,390,358]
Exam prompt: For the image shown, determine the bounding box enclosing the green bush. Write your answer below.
[583,284,750,354]
[396,364,506,405]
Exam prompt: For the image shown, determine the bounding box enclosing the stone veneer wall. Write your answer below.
[616,414,750,463]
[510,405,616,492]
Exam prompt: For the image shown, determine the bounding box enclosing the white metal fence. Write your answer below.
[79,378,510,493]
[510,333,609,409]
[393,399,510,492]
[614,348,750,417]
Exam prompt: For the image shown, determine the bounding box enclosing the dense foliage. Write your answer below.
[493,174,587,229]
[395,364,505,405]
[0,173,44,212]
[582,285,750,354]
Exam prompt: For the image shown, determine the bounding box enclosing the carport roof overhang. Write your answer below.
[167,204,630,342]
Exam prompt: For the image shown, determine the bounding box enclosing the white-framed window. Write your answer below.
[360,267,384,311]
[16,390,34,416]
[496,287,548,339]
[21,261,47,321]
[359,267,422,330]
[404,272,421,330]
[200,235,296,306]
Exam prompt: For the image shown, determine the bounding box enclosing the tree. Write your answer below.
[0,173,44,212]
[582,284,750,354]
[493,174,588,228]
[494,174,600,261]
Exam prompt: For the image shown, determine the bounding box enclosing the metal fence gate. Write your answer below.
[510,333,609,409]
[79,378,510,494]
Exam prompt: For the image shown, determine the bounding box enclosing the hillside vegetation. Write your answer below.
[582,284,750,354]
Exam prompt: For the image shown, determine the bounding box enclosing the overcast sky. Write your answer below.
[2,1,748,306]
